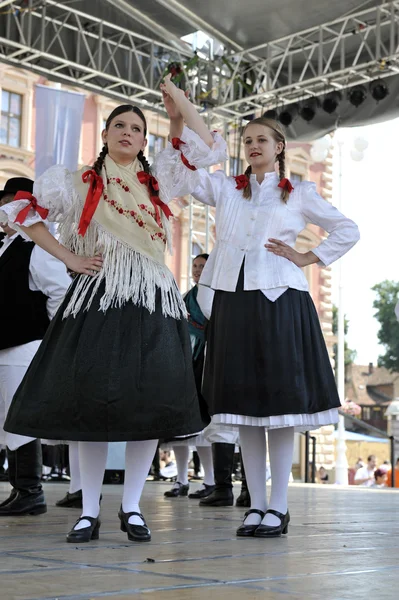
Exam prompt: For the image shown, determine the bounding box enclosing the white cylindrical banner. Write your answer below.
[35,85,85,178]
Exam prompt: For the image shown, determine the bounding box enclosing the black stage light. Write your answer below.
[262,108,278,120]
[322,91,342,114]
[278,104,299,126]
[370,79,389,101]
[347,85,367,107]
[299,98,319,122]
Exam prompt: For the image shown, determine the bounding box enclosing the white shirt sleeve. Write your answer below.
[29,245,72,320]
[152,126,228,202]
[300,181,360,267]
[190,169,229,208]
[0,165,77,229]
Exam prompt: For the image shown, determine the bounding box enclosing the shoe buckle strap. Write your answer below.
[265,509,285,521]
[244,508,265,518]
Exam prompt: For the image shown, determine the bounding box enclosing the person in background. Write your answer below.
[370,468,388,488]
[164,254,215,500]
[0,177,71,517]
[354,455,377,487]
[318,466,329,484]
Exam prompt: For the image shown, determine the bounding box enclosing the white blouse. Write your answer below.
[175,170,360,301]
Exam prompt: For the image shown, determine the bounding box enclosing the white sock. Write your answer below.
[173,446,190,486]
[74,441,108,530]
[262,427,295,527]
[239,425,267,526]
[196,446,214,486]
[122,439,158,526]
[68,442,81,494]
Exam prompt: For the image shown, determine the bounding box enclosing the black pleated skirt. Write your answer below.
[4,277,208,442]
[202,266,340,425]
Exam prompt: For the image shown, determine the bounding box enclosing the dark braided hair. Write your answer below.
[93,105,159,202]
[242,117,288,202]
[93,144,108,176]
[193,253,209,261]
[137,150,159,201]
[242,165,252,200]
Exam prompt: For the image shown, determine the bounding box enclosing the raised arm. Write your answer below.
[161,74,214,147]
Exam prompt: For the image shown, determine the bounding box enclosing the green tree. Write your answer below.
[372,280,399,372]
[332,305,357,380]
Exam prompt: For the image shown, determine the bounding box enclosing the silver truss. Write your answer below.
[1,1,399,122]
[216,1,399,118]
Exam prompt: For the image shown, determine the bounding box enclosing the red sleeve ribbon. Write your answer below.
[278,178,294,193]
[171,138,197,171]
[13,191,49,224]
[78,169,104,236]
[137,171,173,227]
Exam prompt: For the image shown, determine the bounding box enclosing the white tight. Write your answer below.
[239,426,295,526]
[74,439,158,530]
[173,445,214,486]
[68,442,81,494]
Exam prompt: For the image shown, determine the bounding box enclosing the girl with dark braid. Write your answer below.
[0,75,227,543]
[185,116,360,538]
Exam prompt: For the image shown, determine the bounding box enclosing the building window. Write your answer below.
[148,134,166,164]
[290,172,303,185]
[229,156,242,176]
[0,90,22,147]
[362,407,371,420]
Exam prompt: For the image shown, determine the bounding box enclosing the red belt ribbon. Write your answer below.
[171,138,197,171]
[137,171,173,226]
[14,191,49,224]
[78,169,104,236]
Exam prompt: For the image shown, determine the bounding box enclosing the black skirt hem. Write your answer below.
[4,421,204,443]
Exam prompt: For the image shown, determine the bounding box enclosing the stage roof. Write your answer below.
[1,1,399,137]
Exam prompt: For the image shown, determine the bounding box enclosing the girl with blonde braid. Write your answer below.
[184,117,360,538]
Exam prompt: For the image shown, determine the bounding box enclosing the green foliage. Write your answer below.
[372,280,399,372]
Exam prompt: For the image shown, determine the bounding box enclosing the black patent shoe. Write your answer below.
[236,489,251,507]
[199,488,234,507]
[0,490,47,516]
[56,490,83,508]
[118,507,151,542]
[164,482,189,498]
[0,488,17,509]
[254,509,290,538]
[236,509,266,537]
[188,484,215,499]
[66,516,101,543]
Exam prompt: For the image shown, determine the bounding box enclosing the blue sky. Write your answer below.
[330,117,399,366]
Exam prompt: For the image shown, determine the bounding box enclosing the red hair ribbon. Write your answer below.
[234,174,249,190]
[78,169,104,236]
[137,171,173,227]
[278,178,294,193]
[14,191,49,224]
[171,138,197,171]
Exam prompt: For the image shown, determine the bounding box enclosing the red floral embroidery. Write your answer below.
[103,194,166,244]
[234,174,249,190]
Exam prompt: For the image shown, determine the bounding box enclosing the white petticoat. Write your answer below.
[212,408,339,433]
